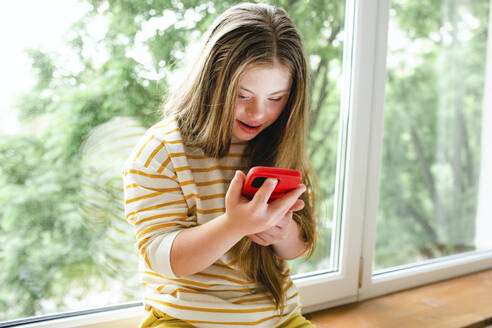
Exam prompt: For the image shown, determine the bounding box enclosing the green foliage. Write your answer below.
[0,134,96,318]
[375,0,489,269]
[1,0,345,320]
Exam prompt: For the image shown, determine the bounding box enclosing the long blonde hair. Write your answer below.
[162,3,317,311]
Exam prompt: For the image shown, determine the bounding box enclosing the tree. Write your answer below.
[375,0,489,268]
[0,0,345,320]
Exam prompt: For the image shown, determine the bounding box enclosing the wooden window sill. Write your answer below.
[305,269,492,328]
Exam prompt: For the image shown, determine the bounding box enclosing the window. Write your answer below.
[376,0,491,270]
[357,0,492,300]
[1,0,491,327]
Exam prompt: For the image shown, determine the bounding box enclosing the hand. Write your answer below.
[224,170,306,237]
[247,198,305,246]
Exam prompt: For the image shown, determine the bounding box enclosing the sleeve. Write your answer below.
[122,137,195,279]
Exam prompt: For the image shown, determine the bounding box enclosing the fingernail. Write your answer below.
[269,178,278,186]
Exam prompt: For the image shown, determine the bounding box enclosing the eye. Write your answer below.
[238,94,248,100]
[269,97,282,102]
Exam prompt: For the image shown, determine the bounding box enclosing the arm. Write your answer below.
[170,214,243,277]
[124,148,306,278]
[172,211,308,277]
[171,171,307,277]
[123,158,192,279]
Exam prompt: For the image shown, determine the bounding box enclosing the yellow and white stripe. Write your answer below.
[123,116,301,327]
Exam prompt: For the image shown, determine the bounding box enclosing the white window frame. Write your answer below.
[357,0,492,301]
[5,0,492,327]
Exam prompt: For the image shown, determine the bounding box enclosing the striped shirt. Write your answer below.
[122,116,301,327]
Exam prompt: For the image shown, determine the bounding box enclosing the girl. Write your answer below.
[123,3,317,327]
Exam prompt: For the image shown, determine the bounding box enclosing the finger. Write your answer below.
[289,199,305,212]
[226,171,246,204]
[275,214,292,229]
[270,183,306,214]
[262,227,287,242]
[251,177,278,205]
[255,231,276,245]
[248,234,270,246]
[273,212,291,228]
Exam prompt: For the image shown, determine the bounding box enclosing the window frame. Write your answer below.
[357,0,492,302]
[4,0,492,326]
[0,304,143,328]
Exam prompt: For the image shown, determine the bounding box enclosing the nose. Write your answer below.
[245,100,264,121]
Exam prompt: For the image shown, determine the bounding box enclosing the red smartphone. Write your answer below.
[241,166,302,202]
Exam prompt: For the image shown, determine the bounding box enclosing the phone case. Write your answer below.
[241,166,302,202]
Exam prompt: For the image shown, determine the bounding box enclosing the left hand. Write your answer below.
[247,199,305,246]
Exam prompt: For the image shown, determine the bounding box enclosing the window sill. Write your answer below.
[6,305,145,328]
[306,269,492,327]
[11,269,492,328]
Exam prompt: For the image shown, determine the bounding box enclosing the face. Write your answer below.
[232,63,292,141]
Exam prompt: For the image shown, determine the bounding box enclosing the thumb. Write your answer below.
[226,170,245,205]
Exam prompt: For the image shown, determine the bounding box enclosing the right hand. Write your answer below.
[224,170,306,237]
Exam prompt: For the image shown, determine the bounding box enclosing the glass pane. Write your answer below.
[290,2,346,276]
[0,0,346,322]
[375,0,491,272]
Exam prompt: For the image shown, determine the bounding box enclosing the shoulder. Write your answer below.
[125,116,185,173]
[150,116,181,137]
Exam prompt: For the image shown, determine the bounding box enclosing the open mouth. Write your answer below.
[240,121,261,129]
[236,120,263,135]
